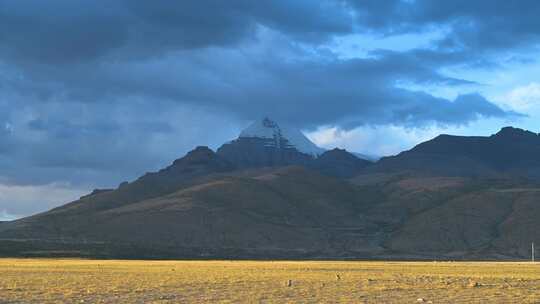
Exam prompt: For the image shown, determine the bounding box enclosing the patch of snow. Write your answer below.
[240,117,326,156]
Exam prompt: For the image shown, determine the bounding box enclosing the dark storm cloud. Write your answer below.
[385,92,521,127]
[416,0,540,52]
[0,42,508,128]
[0,0,352,64]
[350,0,540,53]
[0,0,536,190]
[0,97,240,187]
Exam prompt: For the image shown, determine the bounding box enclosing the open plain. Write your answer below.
[0,259,539,303]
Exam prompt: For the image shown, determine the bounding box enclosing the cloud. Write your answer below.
[0,182,87,219]
[0,0,534,210]
[506,83,540,111]
[0,1,522,130]
[308,124,444,157]
[414,1,540,53]
[349,0,540,53]
[2,0,539,65]
[0,210,17,221]
[0,98,241,186]
[0,0,353,64]
[386,93,524,127]
[0,30,516,128]
[307,116,519,157]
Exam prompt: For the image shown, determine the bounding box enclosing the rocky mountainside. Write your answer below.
[216,117,371,175]
[2,125,540,259]
[370,127,540,180]
[0,165,378,258]
[2,165,539,259]
[239,117,326,156]
[217,136,315,168]
[311,148,372,178]
[216,117,321,168]
[63,146,236,215]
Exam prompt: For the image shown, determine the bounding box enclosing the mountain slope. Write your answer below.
[0,166,383,258]
[2,126,540,259]
[370,127,540,179]
[352,175,540,258]
[311,148,372,178]
[216,118,321,168]
[64,146,234,214]
[3,167,540,259]
[239,117,325,156]
[216,118,371,177]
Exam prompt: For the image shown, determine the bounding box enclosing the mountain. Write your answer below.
[352,174,540,258]
[353,152,380,162]
[2,125,540,260]
[2,164,540,259]
[311,148,372,178]
[0,166,380,258]
[68,146,236,214]
[216,117,372,178]
[370,127,540,180]
[216,118,323,168]
[239,117,325,156]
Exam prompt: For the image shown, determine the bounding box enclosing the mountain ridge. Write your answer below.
[216,117,371,174]
[238,117,326,156]
[370,126,540,180]
[2,125,540,259]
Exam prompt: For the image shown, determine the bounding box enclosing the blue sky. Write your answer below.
[307,29,540,155]
[1,0,540,219]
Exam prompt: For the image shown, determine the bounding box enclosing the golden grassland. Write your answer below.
[0,259,539,303]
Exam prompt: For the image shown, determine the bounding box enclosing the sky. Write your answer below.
[1,0,540,219]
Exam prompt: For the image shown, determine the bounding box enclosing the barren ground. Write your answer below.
[0,259,539,303]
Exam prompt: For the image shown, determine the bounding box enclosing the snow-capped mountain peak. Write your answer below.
[239,117,325,156]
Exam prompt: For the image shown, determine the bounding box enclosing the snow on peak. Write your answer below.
[239,117,325,156]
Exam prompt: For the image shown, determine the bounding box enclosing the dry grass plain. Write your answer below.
[0,259,539,303]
